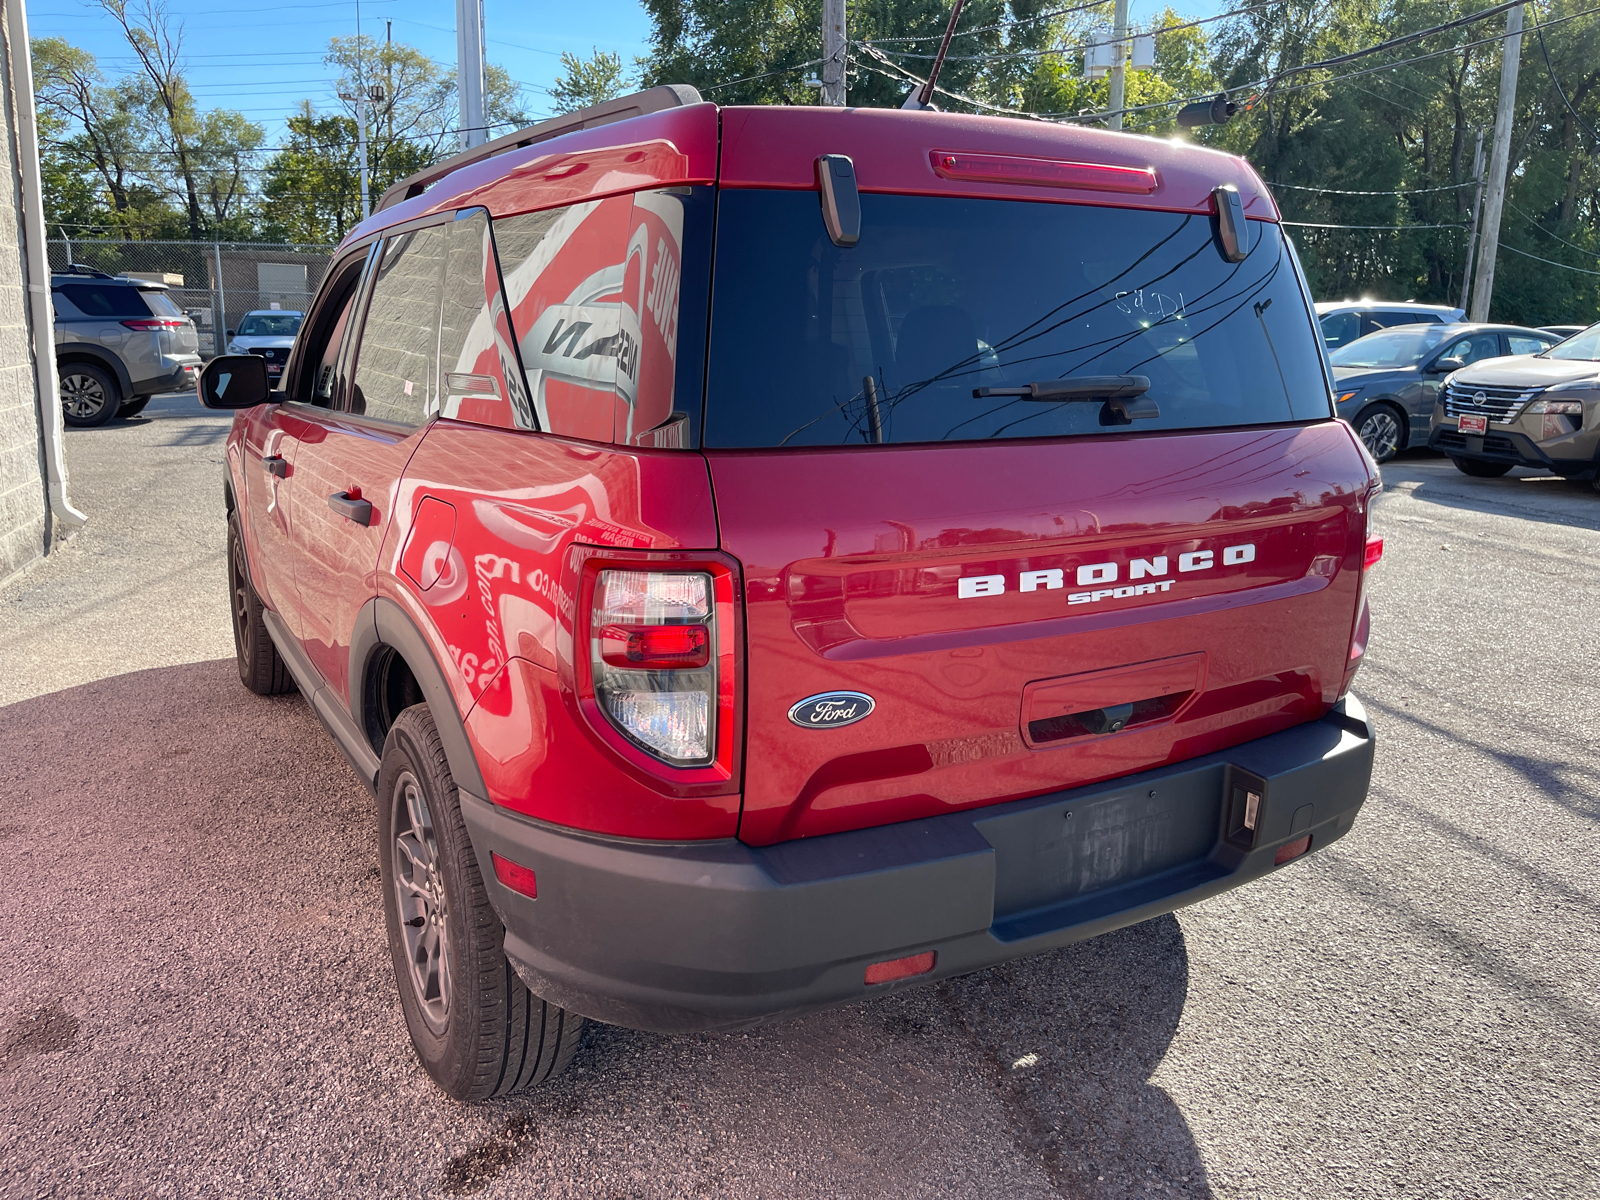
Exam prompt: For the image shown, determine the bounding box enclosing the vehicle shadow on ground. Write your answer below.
[1,659,1211,1199]
[1380,462,1600,533]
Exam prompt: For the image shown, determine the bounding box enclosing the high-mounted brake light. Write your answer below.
[931,150,1157,194]
[121,318,185,330]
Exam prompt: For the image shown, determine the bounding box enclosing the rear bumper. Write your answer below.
[462,696,1375,1033]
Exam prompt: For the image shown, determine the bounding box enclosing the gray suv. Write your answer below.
[52,268,203,426]
[1430,321,1600,490]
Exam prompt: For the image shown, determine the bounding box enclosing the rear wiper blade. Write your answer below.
[973,374,1158,423]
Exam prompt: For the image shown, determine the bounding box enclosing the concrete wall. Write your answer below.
[0,14,47,587]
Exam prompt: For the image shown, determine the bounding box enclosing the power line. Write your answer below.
[702,58,826,93]
[1270,180,1475,195]
[1498,243,1600,274]
[1507,200,1599,255]
[857,1,1109,45]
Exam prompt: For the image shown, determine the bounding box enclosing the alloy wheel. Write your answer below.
[392,772,452,1032]
[229,534,253,660]
[1358,409,1402,462]
[60,372,108,420]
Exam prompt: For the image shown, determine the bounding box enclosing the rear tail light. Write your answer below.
[864,952,936,985]
[590,570,717,766]
[1340,493,1383,698]
[121,318,185,330]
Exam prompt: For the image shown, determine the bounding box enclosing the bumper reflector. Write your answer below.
[1274,834,1312,866]
[491,852,538,899]
[864,951,936,985]
[1364,535,1384,570]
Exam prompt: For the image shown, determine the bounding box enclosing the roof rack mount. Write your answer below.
[373,84,704,216]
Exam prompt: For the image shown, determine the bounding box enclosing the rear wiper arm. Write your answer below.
[973,374,1158,423]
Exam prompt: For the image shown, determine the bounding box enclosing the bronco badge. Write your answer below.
[788,691,875,729]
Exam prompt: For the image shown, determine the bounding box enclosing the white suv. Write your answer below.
[1315,300,1464,350]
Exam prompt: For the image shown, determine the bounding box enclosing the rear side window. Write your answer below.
[703,192,1329,448]
[350,226,449,427]
[1506,334,1550,355]
[1439,332,1501,366]
[495,187,711,446]
[56,284,151,319]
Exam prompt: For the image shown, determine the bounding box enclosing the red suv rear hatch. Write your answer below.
[705,111,1373,845]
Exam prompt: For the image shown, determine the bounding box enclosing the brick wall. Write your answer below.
[0,22,47,587]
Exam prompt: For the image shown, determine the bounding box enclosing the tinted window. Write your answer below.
[1321,311,1360,348]
[703,192,1328,448]
[1506,334,1551,355]
[140,290,183,318]
[437,210,533,430]
[1329,326,1449,368]
[350,226,448,427]
[237,313,303,336]
[56,284,150,319]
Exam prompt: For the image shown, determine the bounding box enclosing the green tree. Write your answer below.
[550,48,629,113]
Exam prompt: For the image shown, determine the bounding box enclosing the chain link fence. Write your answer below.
[47,239,336,357]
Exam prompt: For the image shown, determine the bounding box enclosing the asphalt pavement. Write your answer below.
[2,394,1598,1198]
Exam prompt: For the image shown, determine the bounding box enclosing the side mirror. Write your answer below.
[1429,356,1466,374]
[225,329,235,338]
[199,354,271,409]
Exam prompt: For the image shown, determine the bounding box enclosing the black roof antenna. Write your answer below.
[903,0,967,111]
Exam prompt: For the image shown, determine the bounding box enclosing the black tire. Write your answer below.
[59,362,122,428]
[1449,455,1514,478]
[227,516,294,695]
[117,396,150,419]
[1353,403,1405,463]
[378,704,584,1100]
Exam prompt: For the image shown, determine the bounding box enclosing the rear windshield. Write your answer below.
[702,191,1329,448]
[55,283,151,319]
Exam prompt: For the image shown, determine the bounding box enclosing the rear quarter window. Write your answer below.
[702,191,1330,448]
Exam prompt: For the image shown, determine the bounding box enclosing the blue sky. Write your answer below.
[26,0,1228,149]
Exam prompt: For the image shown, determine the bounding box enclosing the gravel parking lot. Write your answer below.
[3,392,1598,1198]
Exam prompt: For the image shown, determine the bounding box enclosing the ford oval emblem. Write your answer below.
[788,691,875,729]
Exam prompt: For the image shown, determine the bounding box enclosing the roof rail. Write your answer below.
[373,84,704,215]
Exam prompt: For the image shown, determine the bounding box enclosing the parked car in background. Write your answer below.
[1315,300,1465,350]
[225,310,305,384]
[1430,320,1600,490]
[1539,325,1585,339]
[53,267,203,426]
[1329,322,1562,461]
[201,87,1380,1101]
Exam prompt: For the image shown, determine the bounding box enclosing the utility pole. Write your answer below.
[1106,0,1130,131]
[1459,129,1486,314]
[1470,3,1523,323]
[457,0,487,149]
[821,0,846,106]
[338,0,383,219]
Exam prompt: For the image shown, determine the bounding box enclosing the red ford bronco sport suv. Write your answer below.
[202,85,1380,1101]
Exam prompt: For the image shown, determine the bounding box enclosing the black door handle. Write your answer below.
[328,491,375,526]
[262,454,288,478]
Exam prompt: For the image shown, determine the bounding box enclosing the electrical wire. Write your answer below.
[1532,2,1600,144]
[1271,180,1475,195]
[1282,220,1467,229]
[702,58,826,93]
[1506,201,1600,256]
[857,1,1109,45]
[1498,243,1600,274]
